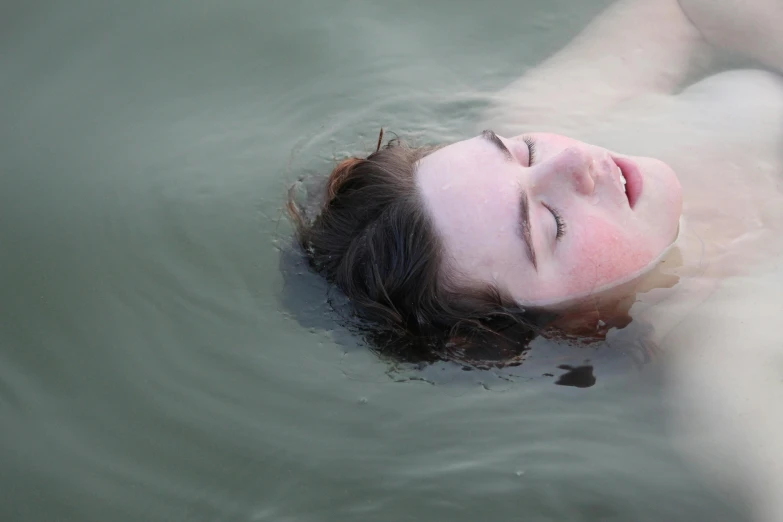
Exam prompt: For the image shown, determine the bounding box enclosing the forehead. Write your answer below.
[415,136,530,280]
[419,135,493,167]
[416,135,506,194]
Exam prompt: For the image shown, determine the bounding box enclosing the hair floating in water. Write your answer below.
[376,128,384,153]
[326,157,362,202]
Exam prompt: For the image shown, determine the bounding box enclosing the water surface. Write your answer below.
[0,1,752,520]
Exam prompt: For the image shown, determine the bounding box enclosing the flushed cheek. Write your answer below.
[559,218,656,294]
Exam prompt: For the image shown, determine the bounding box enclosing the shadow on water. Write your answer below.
[555,365,597,388]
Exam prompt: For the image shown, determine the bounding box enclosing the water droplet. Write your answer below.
[358,397,368,405]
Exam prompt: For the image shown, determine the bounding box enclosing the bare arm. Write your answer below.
[679,0,783,74]
[484,0,711,132]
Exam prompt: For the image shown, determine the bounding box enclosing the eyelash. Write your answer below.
[523,137,563,240]
[544,204,566,240]
[523,136,537,165]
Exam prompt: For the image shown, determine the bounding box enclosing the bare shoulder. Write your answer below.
[674,69,783,141]
[481,0,708,136]
[678,69,783,103]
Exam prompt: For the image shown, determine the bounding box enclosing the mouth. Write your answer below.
[610,156,643,209]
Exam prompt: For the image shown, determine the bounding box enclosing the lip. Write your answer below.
[610,156,643,209]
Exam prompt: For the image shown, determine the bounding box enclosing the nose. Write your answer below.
[530,146,596,196]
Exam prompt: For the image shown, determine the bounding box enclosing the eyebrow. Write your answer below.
[517,190,538,271]
[481,129,513,161]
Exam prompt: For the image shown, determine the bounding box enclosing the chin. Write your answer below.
[663,166,684,237]
[638,157,683,228]
[642,155,681,187]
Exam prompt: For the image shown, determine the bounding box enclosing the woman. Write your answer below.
[288,0,783,362]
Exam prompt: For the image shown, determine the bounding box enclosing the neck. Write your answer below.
[676,157,783,278]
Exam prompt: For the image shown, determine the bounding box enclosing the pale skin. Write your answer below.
[419,0,783,519]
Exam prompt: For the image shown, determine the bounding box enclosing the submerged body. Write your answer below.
[292,9,783,503]
[292,1,783,347]
[470,1,783,520]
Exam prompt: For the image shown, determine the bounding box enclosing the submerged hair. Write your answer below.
[287,135,548,364]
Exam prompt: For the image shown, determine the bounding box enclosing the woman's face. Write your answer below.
[416,131,683,306]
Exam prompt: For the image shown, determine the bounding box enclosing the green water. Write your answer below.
[0,1,751,520]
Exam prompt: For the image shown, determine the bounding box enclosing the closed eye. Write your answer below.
[524,137,537,166]
[543,203,566,241]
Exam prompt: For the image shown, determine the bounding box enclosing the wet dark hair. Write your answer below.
[287,135,552,365]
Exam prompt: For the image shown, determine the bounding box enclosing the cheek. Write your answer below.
[561,216,656,291]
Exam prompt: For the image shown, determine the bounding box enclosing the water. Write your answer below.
[0,1,756,520]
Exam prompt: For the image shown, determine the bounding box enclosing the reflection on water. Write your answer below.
[0,0,763,521]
